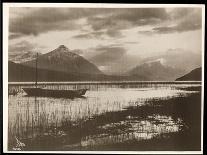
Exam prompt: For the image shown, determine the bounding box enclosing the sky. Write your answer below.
[8,6,203,60]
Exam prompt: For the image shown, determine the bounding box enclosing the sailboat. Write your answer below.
[22,53,88,98]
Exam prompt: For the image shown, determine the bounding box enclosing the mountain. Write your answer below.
[176,67,202,81]
[9,61,141,82]
[88,48,201,76]
[127,60,184,81]
[21,45,102,75]
[140,49,201,74]
[9,51,42,63]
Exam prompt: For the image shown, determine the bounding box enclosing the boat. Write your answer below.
[22,53,88,98]
[22,88,87,98]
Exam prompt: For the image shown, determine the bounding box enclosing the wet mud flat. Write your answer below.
[8,86,201,151]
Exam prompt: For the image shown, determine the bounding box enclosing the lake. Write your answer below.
[7,81,202,151]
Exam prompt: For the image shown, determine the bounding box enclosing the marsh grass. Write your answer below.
[8,85,201,151]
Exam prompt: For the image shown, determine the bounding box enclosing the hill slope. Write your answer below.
[176,67,202,81]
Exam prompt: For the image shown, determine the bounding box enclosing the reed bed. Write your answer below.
[8,83,201,151]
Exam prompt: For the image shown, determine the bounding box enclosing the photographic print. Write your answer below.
[3,3,204,154]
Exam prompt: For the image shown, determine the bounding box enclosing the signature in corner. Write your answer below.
[12,136,26,151]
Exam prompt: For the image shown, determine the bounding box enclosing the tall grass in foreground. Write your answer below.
[8,85,201,151]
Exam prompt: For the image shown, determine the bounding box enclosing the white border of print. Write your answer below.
[3,3,205,154]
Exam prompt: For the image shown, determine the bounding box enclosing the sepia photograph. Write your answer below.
[3,3,205,154]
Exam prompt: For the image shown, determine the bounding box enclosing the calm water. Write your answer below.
[8,82,201,150]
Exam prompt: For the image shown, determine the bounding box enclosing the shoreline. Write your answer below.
[8,86,201,151]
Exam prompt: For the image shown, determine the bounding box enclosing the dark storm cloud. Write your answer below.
[152,13,202,34]
[10,7,202,39]
[9,7,108,37]
[139,8,202,35]
[9,8,80,36]
[9,7,121,38]
[9,7,168,39]
[87,8,169,31]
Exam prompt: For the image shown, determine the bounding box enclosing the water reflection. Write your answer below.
[80,115,183,147]
[8,83,201,150]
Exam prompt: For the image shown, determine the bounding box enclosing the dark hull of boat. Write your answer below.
[22,88,87,98]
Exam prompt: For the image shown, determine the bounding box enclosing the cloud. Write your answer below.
[88,44,141,74]
[9,7,170,39]
[124,41,139,44]
[9,7,202,40]
[10,9,79,36]
[73,29,124,40]
[87,8,169,31]
[9,40,45,54]
[72,31,106,40]
[89,46,126,65]
[70,49,84,56]
[9,7,106,37]
[105,29,124,38]
[153,9,201,34]
[138,30,154,36]
[9,41,35,53]
[152,23,201,34]
[9,33,25,40]
[139,8,202,35]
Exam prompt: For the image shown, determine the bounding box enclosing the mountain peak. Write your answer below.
[57,45,69,51]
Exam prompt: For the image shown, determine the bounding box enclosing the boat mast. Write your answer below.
[35,53,38,88]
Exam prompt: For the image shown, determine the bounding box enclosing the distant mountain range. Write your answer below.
[8,45,202,82]
[176,67,202,81]
[88,48,201,77]
[126,60,184,81]
[140,49,201,74]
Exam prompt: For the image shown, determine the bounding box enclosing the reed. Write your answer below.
[8,84,201,151]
